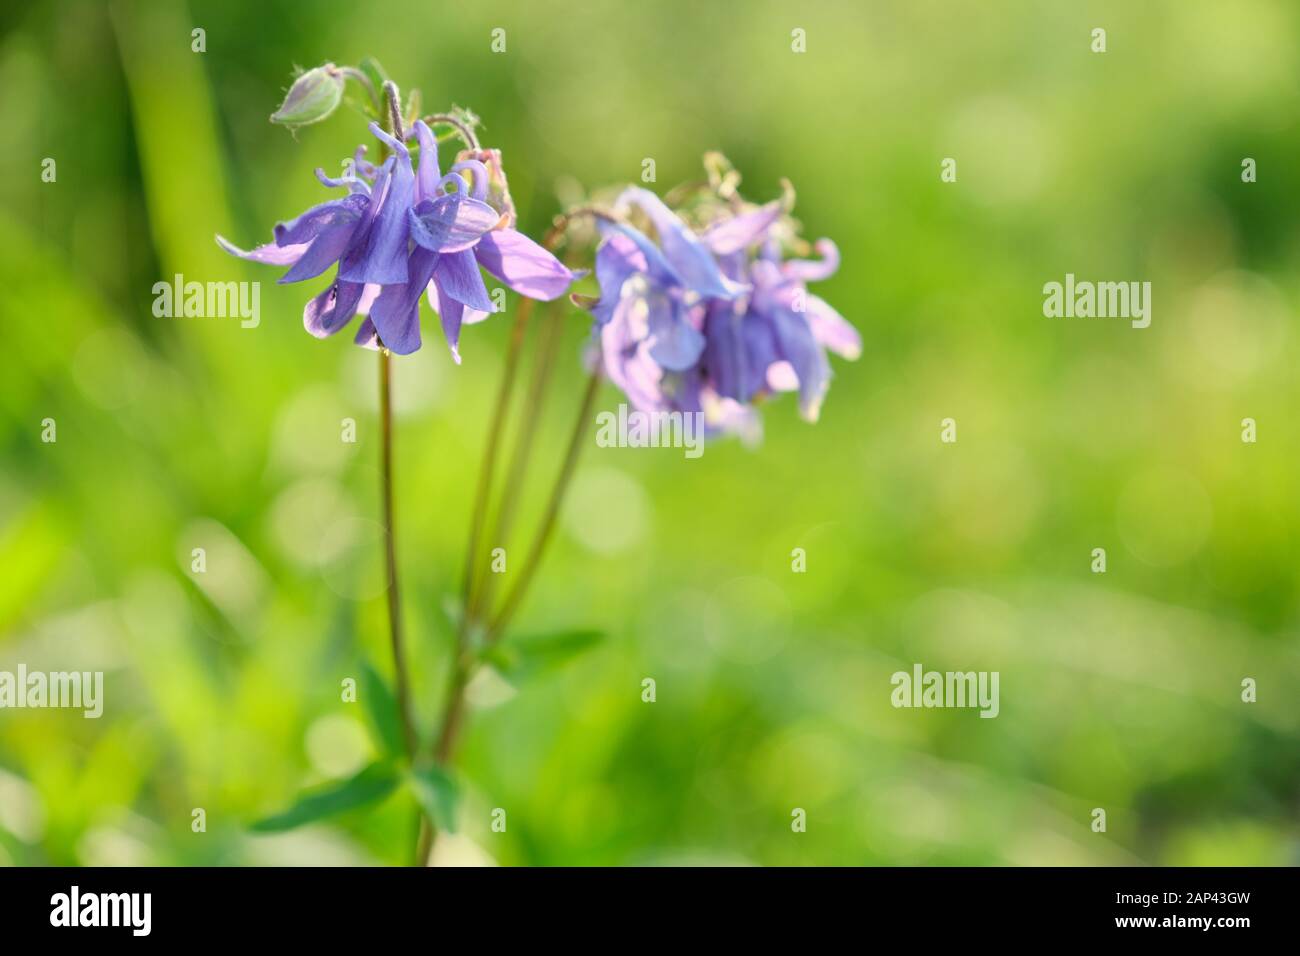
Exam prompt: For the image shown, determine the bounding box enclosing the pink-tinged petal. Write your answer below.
[434,249,495,312]
[473,228,576,301]
[782,238,840,283]
[702,201,782,256]
[408,194,501,253]
[412,120,441,203]
[303,279,367,338]
[216,234,307,265]
[805,294,861,360]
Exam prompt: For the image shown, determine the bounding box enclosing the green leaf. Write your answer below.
[270,65,344,128]
[360,662,406,759]
[485,629,605,684]
[250,763,399,833]
[407,766,459,833]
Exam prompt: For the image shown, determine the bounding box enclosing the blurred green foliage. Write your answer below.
[1,0,1298,866]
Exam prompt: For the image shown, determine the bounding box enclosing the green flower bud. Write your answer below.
[271,64,344,128]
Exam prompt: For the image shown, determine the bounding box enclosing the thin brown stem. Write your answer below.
[421,112,480,151]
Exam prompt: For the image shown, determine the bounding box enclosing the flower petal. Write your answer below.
[408,194,500,254]
[367,247,439,355]
[279,221,363,284]
[429,273,466,363]
[338,131,415,286]
[434,249,495,312]
[216,234,308,265]
[769,308,831,421]
[273,195,367,247]
[702,302,751,402]
[646,295,705,371]
[473,228,576,301]
[617,187,746,299]
[303,279,367,338]
[805,293,860,360]
[590,231,649,324]
[702,201,782,256]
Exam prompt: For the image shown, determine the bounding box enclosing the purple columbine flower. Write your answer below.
[218,120,578,360]
[581,180,859,434]
[586,187,747,414]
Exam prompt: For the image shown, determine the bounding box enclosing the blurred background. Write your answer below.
[1,0,1298,865]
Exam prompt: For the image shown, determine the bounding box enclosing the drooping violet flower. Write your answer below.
[217,120,578,360]
[583,187,746,416]
[702,226,861,423]
[578,174,859,435]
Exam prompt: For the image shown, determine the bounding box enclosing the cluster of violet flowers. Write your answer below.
[222,62,860,866]
[581,159,861,440]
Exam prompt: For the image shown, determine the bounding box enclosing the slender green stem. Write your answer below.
[486,367,602,643]
[419,367,601,867]
[332,65,380,113]
[379,349,418,758]
[466,302,565,627]
[459,298,536,632]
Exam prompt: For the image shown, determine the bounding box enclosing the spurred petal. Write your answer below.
[407,194,500,253]
[473,228,576,301]
[412,120,441,203]
[782,238,840,283]
[434,249,495,312]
